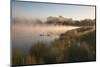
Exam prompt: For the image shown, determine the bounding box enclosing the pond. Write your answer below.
[11,24,79,53]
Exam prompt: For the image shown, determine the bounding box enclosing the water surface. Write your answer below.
[12,24,79,53]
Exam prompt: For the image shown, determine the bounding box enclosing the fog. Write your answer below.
[11,24,79,53]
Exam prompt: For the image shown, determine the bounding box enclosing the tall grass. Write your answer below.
[12,27,96,65]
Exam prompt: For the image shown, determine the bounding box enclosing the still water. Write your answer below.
[11,24,79,53]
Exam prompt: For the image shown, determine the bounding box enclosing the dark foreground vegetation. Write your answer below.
[12,26,96,66]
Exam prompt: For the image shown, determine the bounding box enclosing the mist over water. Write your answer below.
[12,24,79,53]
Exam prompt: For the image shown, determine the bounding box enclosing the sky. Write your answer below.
[12,0,95,20]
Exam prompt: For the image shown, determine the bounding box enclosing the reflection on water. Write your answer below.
[11,24,79,53]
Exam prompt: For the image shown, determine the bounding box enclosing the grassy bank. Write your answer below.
[12,26,96,66]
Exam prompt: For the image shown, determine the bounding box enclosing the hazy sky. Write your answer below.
[12,0,95,20]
